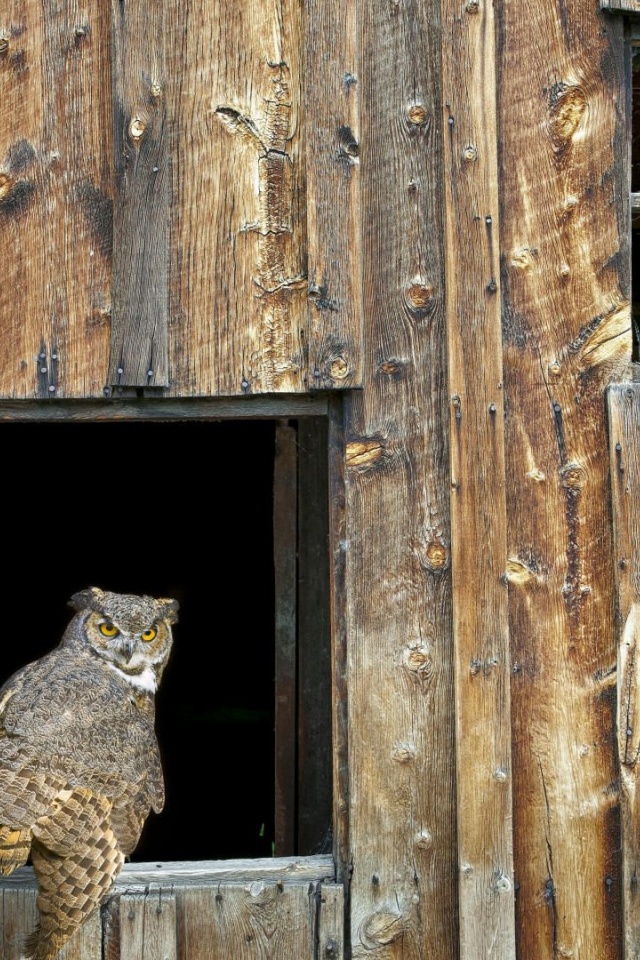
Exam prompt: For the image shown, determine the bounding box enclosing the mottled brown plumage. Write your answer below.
[0,587,178,960]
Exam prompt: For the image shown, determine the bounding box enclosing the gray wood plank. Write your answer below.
[109,0,170,388]
[118,890,177,960]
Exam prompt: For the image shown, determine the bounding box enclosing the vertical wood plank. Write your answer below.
[109,0,169,389]
[0,0,113,399]
[441,1,515,956]
[177,882,315,959]
[118,890,177,960]
[273,420,298,856]
[498,2,630,957]
[327,398,350,887]
[346,0,456,956]
[2,886,38,960]
[608,383,640,959]
[297,418,333,855]
[166,0,307,396]
[318,884,345,960]
[305,0,362,389]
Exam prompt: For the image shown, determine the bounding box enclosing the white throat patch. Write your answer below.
[107,662,157,694]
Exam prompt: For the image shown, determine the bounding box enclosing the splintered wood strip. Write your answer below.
[273,420,298,856]
[109,0,169,388]
[165,0,307,396]
[498,2,630,957]
[347,0,456,956]
[117,890,177,960]
[58,911,102,960]
[441,0,515,956]
[177,882,316,959]
[608,383,640,959]
[0,0,113,399]
[305,0,362,389]
[327,397,349,884]
[297,418,333,855]
[317,884,345,960]
[600,0,640,9]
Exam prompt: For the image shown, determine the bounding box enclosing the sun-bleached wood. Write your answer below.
[608,383,640,959]
[115,891,176,960]
[165,0,307,396]
[346,0,456,956]
[441,0,515,954]
[499,3,630,956]
[0,1,113,399]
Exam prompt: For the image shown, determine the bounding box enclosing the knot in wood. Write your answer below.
[405,282,434,312]
[129,116,147,141]
[425,541,447,569]
[560,462,586,491]
[391,741,417,763]
[360,911,406,948]
[0,173,13,201]
[329,356,349,380]
[462,144,478,162]
[0,37,8,54]
[407,103,428,125]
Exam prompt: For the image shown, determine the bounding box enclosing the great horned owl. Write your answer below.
[0,586,178,960]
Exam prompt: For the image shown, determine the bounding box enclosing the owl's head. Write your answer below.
[62,587,179,693]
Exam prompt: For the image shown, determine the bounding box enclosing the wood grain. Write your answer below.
[608,383,640,959]
[1,886,100,960]
[109,0,170,389]
[441,0,515,955]
[117,890,177,960]
[318,883,345,960]
[177,882,316,959]
[166,0,307,396]
[498,2,630,956]
[305,0,362,389]
[0,0,113,399]
[346,0,456,956]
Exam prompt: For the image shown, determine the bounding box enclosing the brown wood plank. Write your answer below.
[327,397,350,885]
[2,886,38,960]
[498,2,630,957]
[305,0,362,389]
[608,383,640,958]
[177,882,315,959]
[109,0,169,389]
[346,0,456,956]
[274,420,298,855]
[297,418,333,856]
[117,890,177,960]
[0,0,113,399]
[0,396,328,422]
[441,1,515,956]
[318,884,345,960]
[166,0,307,396]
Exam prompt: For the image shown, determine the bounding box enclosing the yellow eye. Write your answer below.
[99,621,119,638]
[141,627,157,643]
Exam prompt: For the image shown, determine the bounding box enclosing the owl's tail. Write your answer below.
[23,788,125,960]
[0,824,31,874]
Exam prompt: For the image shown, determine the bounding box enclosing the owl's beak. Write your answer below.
[120,637,135,663]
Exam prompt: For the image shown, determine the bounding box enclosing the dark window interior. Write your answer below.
[0,418,331,863]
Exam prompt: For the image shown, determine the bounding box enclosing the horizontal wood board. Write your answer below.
[498,1,630,957]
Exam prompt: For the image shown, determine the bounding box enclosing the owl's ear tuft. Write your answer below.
[68,587,105,612]
[159,599,179,625]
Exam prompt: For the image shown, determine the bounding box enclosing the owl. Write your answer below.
[0,586,178,960]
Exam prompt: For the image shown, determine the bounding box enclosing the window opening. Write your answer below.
[0,417,331,863]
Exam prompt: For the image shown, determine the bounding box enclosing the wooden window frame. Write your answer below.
[0,394,349,888]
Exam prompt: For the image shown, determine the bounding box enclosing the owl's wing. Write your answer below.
[25,786,125,960]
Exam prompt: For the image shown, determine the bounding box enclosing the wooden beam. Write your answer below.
[116,891,177,960]
[441,0,515,954]
[608,383,640,959]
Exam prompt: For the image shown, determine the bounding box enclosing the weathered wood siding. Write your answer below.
[345,1,457,959]
[0,1,362,398]
[609,383,640,959]
[498,3,630,958]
